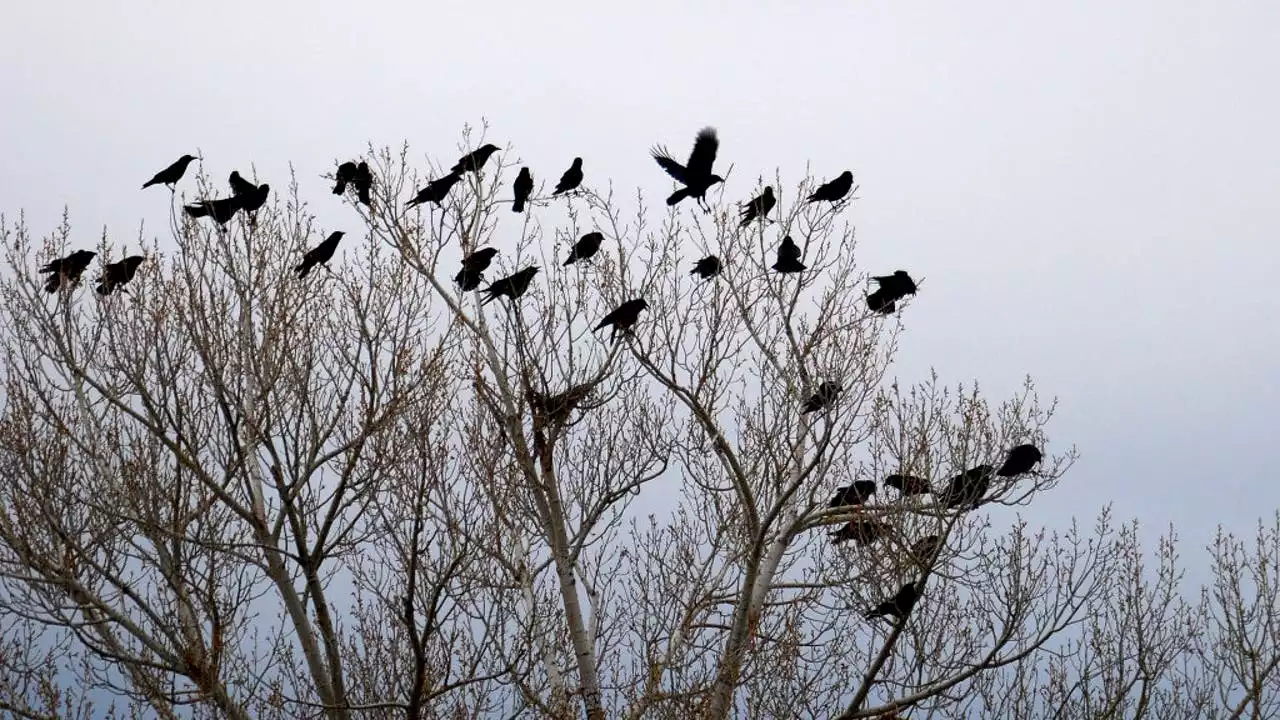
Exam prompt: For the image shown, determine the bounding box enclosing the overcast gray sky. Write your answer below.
[3,0,1277,551]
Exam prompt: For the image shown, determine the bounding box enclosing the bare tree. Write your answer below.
[0,129,1274,719]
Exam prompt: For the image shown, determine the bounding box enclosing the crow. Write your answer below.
[563,232,604,266]
[910,535,943,566]
[691,255,721,280]
[452,143,500,174]
[512,167,533,213]
[228,171,258,197]
[938,465,994,509]
[997,444,1043,477]
[801,381,842,414]
[651,127,724,212]
[295,231,344,279]
[594,298,648,339]
[867,289,897,315]
[829,480,877,508]
[884,473,931,496]
[807,171,854,204]
[333,162,358,195]
[39,250,97,293]
[530,383,594,424]
[553,157,583,195]
[455,247,499,291]
[865,581,921,622]
[871,270,918,302]
[184,196,243,225]
[772,235,806,274]
[481,266,540,305]
[829,519,896,546]
[142,154,197,190]
[739,187,775,228]
[353,162,373,206]
[407,171,463,207]
[228,174,270,214]
[96,255,145,295]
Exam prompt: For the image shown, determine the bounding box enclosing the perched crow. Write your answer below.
[455,247,499,291]
[512,167,533,213]
[353,162,373,206]
[295,231,344,279]
[333,162,358,195]
[96,255,145,295]
[997,444,1043,477]
[829,519,896,546]
[651,127,724,212]
[801,381,842,414]
[594,298,648,339]
[553,157,583,195]
[807,171,854,204]
[739,187,775,228]
[691,255,721,280]
[871,270,918,302]
[235,180,270,214]
[772,235,806,274]
[184,197,243,225]
[865,581,921,622]
[530,384,594,423]
[39,250,97,293]
[829,480,877,508]
[866,289,897,315]
[938,465,994,509]
[481,266,540,305]
[563,232,604,266]
[910,535,943,566]
[452,144,500,174]
[228,171,258,197]
[884,473,931,496]
[407,172,463,207]
[142,154,197,190]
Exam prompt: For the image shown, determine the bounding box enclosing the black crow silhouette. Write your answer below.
[481,266,540,305]
[184,197,243,225]
[807,171,854,204]
[594,298,648,339]
[455,247,499,291]
[295,231,344,279]
[829,480,877,508]
[691,255,721,280]
[353,162,373,206]
[553,157,584,195]
[938,465,994,509]
[407,172,463,207]
[333,162,358,195]
[142,154,197,190]
[452,144,500,174]
[39,250,98,293]
[801,381,842,414]
[96,255,145,295]
[884,473,931,496]
[772,235,806,273]
[997,444,1043,477]
[652,127,724,212]
[563,232,604,266]
[512,167,533,213]
[867,289,896,314]
[228,171,258,197]
[910,535,943,566]
[865,581,921,622]
[872,270,917,302]
[739,187,775,228]
[829,519,896,546]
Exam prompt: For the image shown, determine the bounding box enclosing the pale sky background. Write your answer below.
[2,0,1278,559]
